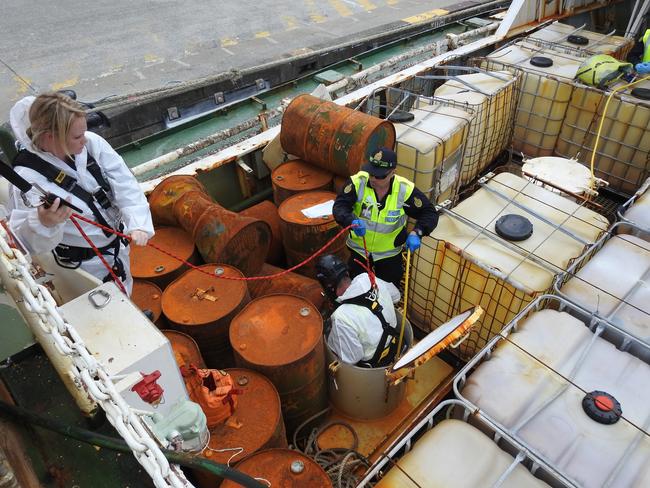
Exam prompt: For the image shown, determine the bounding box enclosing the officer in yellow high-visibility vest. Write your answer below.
[333,147,438,288]
[642,29,650,62]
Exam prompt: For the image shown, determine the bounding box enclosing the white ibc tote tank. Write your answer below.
[457,297,650,488]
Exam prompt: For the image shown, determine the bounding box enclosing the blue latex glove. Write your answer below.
[636,62,650,74]
[351,219,366,237]
[406,233,421,252]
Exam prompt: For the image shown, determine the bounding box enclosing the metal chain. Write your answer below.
[0,225,193,488]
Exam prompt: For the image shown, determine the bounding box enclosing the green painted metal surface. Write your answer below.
[119,24,466,173]
[0,285,34,362]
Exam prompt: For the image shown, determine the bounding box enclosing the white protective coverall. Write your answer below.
[8,96,154,294]
[327,273,400,364]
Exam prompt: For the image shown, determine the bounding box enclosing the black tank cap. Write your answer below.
[567,34,589,46]
[582,391,622,425]
[530,56,553,68]
[387,111,415,123]
[631,87,650,101]
[495,214,533,241]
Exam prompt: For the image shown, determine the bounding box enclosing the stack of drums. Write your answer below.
[527,22,634,60]
[485,39,586,157]
[271,159,333,205]
[220,449,332,488]
[434,70,519,187]
[239,200,284,266]
[248,263,324,309]
[229,294,327,434]
[392,98,472,203]
[161,264,250,368]
[193,369,287,488]
[280,93,396,177]
[130,227,198,288]
[131,279,163,326]
[278,191,348,278]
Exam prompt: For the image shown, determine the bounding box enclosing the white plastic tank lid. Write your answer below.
[522,156,596,195]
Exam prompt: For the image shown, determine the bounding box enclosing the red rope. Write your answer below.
[70,216,128,294]
[70,212,354,283]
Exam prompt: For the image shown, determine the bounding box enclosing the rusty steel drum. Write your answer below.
[278,191,348,279]
[130,279,163,325]
[130,227,198,289]
[230,294,326,435]
[148,175,208,226]
[248,264,324,310]
[333,174,348,195]
[162,264,250,368]
[280,94,396,177]
[239,200,284,266]
[220,449,332,488]
[271,159,333,206]
[173,190,271,276]
[162,330,206,370]
[193,368,287,488]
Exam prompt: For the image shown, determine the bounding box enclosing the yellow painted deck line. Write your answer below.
[283,16,299,30]
[255,31,271,38]
[357,0,377,11]
[220,37,238,47]
[403,8,449,24]
[386,0,400,5]
[329,0,353,17]
[51,76,79,90]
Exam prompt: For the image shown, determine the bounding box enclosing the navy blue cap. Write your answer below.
[362,147,397,178]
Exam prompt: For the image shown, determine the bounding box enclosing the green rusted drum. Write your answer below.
[280,94,396,177]
[173,190,271,276]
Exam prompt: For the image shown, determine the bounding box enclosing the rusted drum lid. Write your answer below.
[220,449,332,488]
[130,280,162,323]
[162,264,247,326]
[202,369,286,465]
[230,294,322,367]
[148,175,208,226]
[278,191,337,226]
[162,330,206,369]
[130,227,196,286]
[272,160,333,192]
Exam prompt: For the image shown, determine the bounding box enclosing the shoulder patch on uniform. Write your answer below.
[414,197,423,208]
[344,184,353,194]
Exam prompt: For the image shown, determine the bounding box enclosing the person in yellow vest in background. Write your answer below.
[333,147,438,288]
[637,29,650,74]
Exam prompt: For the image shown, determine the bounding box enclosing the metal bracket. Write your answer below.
[88,289,111,309]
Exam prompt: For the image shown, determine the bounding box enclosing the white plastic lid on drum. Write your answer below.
[561,234,650,342]
[522,156,595,196]
[461,309,650,487]
[375,419,549,487]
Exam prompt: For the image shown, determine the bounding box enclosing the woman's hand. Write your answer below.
[37,198,73,227]
[130,230,149,246]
